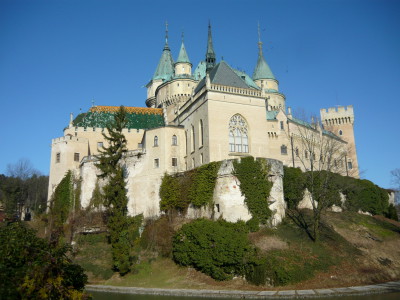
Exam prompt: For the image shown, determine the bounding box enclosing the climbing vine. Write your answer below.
[188,161,221,207]
[233,156,272,224]
[159,161,221,213]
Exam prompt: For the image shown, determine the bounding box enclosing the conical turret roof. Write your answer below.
[176,41,190,64]
[153,24,175,81]
[253,38,275,80]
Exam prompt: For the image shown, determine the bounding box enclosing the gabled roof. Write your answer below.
[195,61,257,94]
[73,106,165,129]
[176,42,190,64]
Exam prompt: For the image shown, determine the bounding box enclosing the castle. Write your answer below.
[48,23,359,225]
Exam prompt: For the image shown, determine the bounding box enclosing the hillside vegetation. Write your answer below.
[71,210,400,290]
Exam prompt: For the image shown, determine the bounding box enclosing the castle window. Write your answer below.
[281,145,287,155]
[137,129,139,133]
[339,130,343,136]
[200,153,204,165]
[191,125,195,152]
[348,161,353,170]
[172,157,178,167]
[154,158,159,168]
[172,135,177,146]
[295,148,299,157]
[229,114,249,153]
[97,142,103,149]
[199,119,204,147]
[305,150,308,159]
[56,153,60,163]
[74,153,80,162]
[280,121,284,130]
[154,136,158,147]
[312,152,316,161]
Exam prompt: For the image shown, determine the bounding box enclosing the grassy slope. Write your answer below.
[72,211,400,290]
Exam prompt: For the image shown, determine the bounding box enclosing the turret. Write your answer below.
[175,33,192,76]
[253,24,284,111]
[205,21,216,73]
[146,22,175,108]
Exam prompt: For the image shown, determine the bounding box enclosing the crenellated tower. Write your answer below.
[320,105,359,177]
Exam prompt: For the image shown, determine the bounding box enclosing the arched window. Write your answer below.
[199,119,204,147]
[172,135,177,146]
[229,114,249,153]
[154,136,158,147]
[191,125,195,152]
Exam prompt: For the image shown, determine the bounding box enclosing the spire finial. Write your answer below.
[165,21,169,45]
[257,21,263,55]
[181,31,184,42]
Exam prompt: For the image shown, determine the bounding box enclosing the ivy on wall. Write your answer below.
[159,161,221,213]
[233,157,272,224]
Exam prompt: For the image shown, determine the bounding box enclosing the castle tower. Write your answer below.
[174,33,192,76]
[320,105,359,178]
[146,22,175,108]
[253,24,284,111]
[205,21,216,73]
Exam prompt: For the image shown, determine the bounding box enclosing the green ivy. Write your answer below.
[159,161,221,213]
[188,161,221,207]
[233,157,272,224]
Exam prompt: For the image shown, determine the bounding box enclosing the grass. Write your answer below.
[73,233,114,281]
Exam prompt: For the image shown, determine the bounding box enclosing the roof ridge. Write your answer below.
[90,106,163,115]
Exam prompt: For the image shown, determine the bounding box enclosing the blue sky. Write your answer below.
[0,0,399,188]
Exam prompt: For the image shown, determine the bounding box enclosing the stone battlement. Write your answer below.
[320,105,354,125]
[52,135,87,144]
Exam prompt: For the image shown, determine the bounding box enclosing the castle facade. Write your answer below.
[48,24,359,224]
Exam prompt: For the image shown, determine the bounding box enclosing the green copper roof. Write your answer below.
[253,43,275,80]
[73,107,165,129]
[176,42,190,64]
[194,61,206,80]
[233,69,260,89]
[266,110,279,120]
[153,40,175,81]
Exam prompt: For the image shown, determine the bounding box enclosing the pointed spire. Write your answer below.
[205,21,216,72]
[153,22,174,81]
[164,21,170,50]
[253,23,275,80]
[176,31,191,64]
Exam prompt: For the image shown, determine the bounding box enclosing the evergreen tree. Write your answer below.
[96,106,132,275]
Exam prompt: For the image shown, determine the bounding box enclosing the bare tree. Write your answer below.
[6,158,41,180]
[286,115,349,241]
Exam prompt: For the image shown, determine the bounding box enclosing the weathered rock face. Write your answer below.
[78,157,285,225]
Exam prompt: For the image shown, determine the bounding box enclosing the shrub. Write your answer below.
[283,167,306,209]
[0,222,89,299]
[173,219,255,280]
[141,216,175,257]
